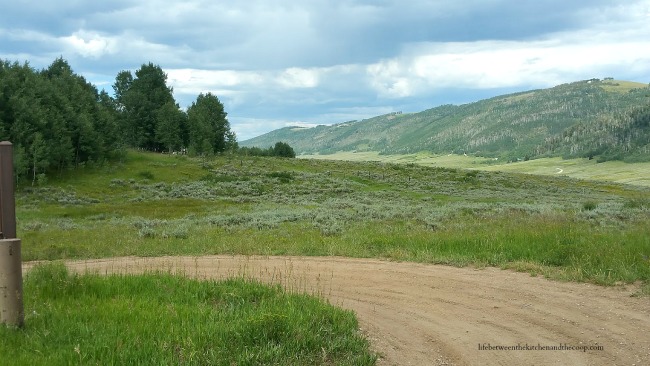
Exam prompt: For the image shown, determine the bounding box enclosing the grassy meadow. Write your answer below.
[15,150,650,288]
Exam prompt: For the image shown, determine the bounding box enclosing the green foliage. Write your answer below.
[624,197,650,209]
[266,171,294,183]
[238,141,297,158]
[0,58,122,182]
[29,132,49,185]
[155,101,185,153]
[582,201,598,211]
[118,63,177,151]
[187,93,235,155]
[1,56,239,182]
[273,141,296,158]
[0,263,376,365]
[138,170,155,180]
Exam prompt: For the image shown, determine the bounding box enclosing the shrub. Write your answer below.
[162,224,189,239]
[582,201,598,211]
[624,198,650,210]
[266,171,294,183]
[109,178,127,187]
[138,226,156,238]
[138,170,155,180]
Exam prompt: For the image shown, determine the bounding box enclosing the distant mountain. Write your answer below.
[241,79,650,161]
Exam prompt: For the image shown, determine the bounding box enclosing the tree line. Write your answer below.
[239,142,296,158]
[0,57,293,184]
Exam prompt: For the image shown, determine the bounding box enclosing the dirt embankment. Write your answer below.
[24,256,650,366]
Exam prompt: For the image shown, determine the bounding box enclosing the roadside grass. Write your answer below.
[0,262,375,365]
[16,151,650,289]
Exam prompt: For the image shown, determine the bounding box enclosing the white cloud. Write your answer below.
[230,117,294,141]
[167,67,326,96]
[61,30,117,58]
[366,28,650,98]
[366,60,414,97]
[276,67,319,88]
[166,68,263,95]
[360,0,650,97]
[165,64,364,109]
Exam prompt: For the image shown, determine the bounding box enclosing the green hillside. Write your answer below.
[538,103,650,162]
[241,79,650,161]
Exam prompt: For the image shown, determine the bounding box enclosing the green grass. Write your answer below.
[599,79,648,93]
[0,262,375,365]
[302,152,650,187]
[16,150,650,288]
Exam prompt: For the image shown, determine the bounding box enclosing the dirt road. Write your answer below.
[25,256,650,365]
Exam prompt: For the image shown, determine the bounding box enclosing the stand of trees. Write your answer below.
[113,62,236,155]
[239,142,296,158]
[0,57,253,184]
[0,58,121,184]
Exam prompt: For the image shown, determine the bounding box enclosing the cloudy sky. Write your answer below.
[2,0,650,140]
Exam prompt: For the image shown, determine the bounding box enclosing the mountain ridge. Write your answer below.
[241,79,650,162]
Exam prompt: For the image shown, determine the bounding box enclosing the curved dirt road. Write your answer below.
[25,256,650,365]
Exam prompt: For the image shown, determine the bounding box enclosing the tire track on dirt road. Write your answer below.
[24,256,650,366]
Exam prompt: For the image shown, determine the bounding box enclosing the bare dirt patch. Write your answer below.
[24,256,650,365]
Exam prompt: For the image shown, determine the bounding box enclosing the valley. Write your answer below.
[302,152,650,187]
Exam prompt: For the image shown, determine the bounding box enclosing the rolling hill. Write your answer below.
[241,79,650,161]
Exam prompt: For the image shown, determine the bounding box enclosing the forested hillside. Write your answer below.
[0,58,236,184]
[242,79,650,162]
[538,104,650,162]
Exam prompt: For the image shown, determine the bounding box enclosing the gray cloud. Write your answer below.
[1,0,649,140]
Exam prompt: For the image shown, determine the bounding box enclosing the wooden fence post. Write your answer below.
[0,141,24,327]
